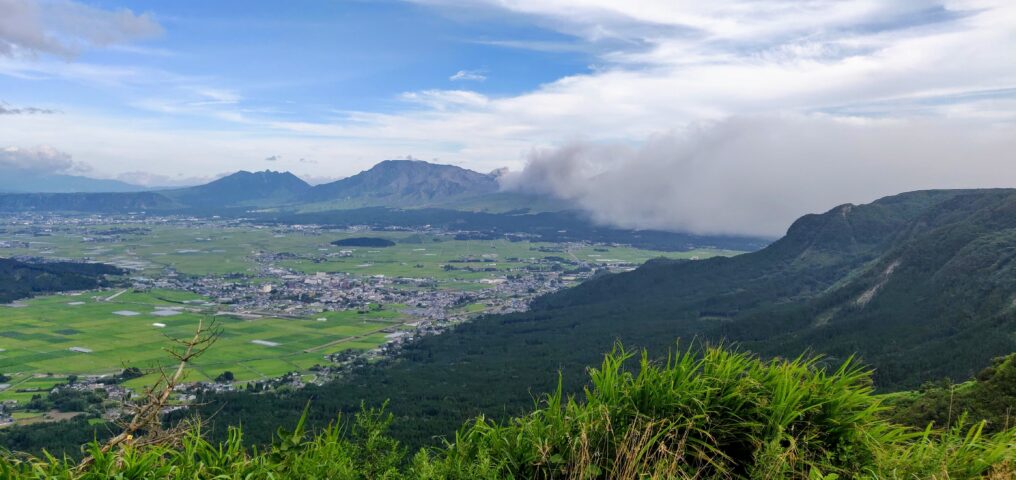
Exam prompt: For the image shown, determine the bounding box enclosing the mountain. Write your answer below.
[164,170,311,207]
[0,192,176,212]
[0,171,146,193]
[303,160,500,207]
[518,188,1016,387]
[183,188,1016,449]
[0,162,560,214]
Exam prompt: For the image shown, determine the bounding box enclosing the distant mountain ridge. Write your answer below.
[303,160,500,207]
[0,160,556,213]
[0,171,147,194]
[163,170,311,207]
[0,192,175,212]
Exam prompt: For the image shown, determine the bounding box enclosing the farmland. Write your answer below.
[0,288,405,399]
[0,215,745,427]
[0,222,738,282]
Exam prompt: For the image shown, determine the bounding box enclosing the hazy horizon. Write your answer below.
[2,0,1015,235]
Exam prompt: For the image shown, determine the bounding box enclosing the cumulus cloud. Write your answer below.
[0,0,162,58]
[450,69,486,81]
[500,116,1016,237]
[0,145,90,174]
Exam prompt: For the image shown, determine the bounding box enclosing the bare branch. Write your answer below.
[77,318,221,471]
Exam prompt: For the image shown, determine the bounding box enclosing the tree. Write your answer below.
[119,367,144,381]
[215,371,235,383]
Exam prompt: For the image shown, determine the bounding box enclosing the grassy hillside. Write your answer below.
[2,345,1012,479]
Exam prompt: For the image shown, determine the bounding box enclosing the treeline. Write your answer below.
[332,237,396,247]
[0,258,123,303]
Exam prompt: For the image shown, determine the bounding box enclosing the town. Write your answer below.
[0,212,694,427]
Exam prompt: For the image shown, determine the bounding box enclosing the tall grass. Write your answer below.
[1,344,1013,479]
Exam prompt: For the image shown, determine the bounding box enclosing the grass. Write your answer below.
[1,344,1012,478]
[0,289,403,386]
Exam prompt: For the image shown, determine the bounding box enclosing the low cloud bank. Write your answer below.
[499,116,1016,238]
[0,145,89,174]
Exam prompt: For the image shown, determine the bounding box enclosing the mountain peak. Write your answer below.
[165,169,310,207]
[305,159,499,205]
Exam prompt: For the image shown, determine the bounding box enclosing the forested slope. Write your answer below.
[182,189,1016,449]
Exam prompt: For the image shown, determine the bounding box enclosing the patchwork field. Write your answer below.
[279,236,738,281]
[0,289,404,391]
[0,225,741,281]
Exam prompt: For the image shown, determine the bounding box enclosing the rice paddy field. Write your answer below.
[0,224,741,281]
[0,222,743,404]
[0,288,406,398]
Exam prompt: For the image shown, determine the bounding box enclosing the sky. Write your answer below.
[1,0,1015,236]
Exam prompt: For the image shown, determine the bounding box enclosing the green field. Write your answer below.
[0,289,403,389]
[1,225,333,276]
[279,235,738,282]
[0,225,741,281]
[0,223,743,398]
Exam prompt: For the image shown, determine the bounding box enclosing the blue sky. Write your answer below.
[1,1,591,127]
[1,0,1015,235]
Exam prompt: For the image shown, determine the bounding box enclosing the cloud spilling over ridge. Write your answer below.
[499,116,1016,237]
[0,0,161,58]
[0,145,90,174]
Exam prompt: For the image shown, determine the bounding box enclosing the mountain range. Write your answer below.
[0,160,550,213]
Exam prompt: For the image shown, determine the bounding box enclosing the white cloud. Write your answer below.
[450,69,487,81]
[500,115,1016,237]
[0,145,89,174]
[0,0,162,58]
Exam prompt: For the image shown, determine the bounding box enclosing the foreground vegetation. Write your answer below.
[2,345,1012,479]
